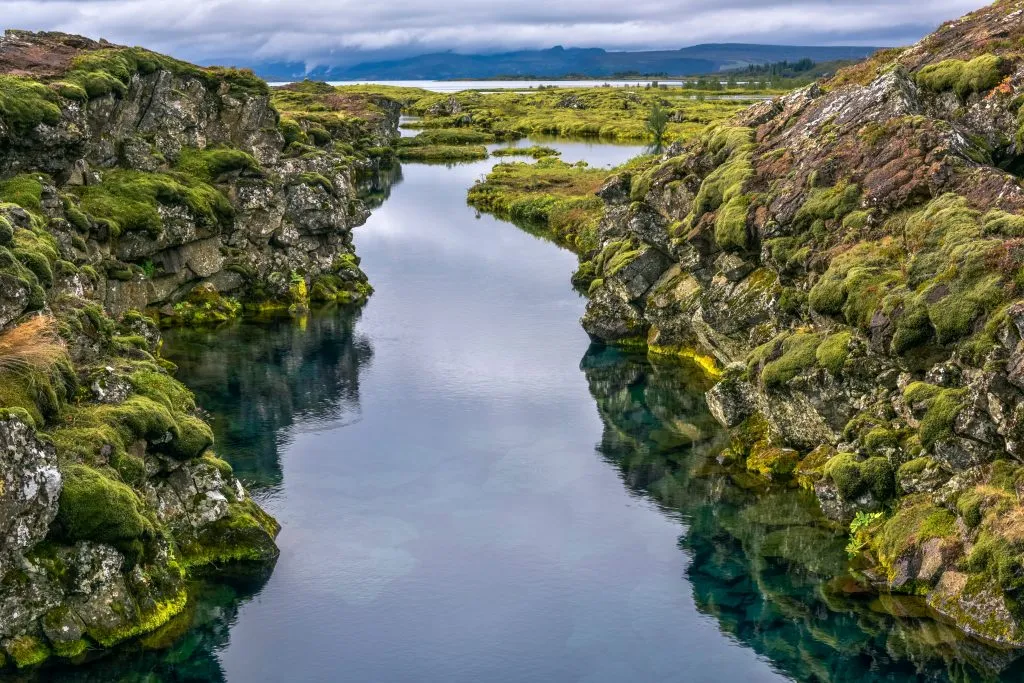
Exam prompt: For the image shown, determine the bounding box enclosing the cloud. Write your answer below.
[0,0,990,66]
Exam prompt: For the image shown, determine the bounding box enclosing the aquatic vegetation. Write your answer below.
[491,145,560,158]
[467,157,609,252]
[396,144,488,161]
[402,128,495,145]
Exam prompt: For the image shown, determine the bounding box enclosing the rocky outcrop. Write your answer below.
[579,0,1024,646]
[0,32,398,670]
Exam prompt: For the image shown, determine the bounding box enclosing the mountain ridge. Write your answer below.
[249,43,881,81]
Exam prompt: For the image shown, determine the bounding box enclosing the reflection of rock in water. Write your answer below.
[358,164,403,209]
[163,308,373,488]
[23,566,273,682]
[581,345,1024,681]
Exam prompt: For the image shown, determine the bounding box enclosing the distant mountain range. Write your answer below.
[251,44,881,82]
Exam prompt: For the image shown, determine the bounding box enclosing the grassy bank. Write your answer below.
[467,156,654,254]
[407,87,769,143]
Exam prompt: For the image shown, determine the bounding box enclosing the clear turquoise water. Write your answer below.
[40,146,1024,682]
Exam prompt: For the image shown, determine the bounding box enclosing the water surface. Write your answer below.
[44,141,1024,682]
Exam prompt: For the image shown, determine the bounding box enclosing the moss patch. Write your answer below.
[74,169,232,237]
[915,54,1003,98]
[53,464,154,544]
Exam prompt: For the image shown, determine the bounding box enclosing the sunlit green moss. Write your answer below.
[0,76,62,135]
[915,54,1003,98]
[714,194,750,251]
[759,332,823,388]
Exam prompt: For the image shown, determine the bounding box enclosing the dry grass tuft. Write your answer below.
[0,315,67,377]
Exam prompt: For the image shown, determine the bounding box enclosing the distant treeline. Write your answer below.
[739,58,817,77]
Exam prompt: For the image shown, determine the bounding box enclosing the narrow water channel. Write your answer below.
[46,143,1024,682]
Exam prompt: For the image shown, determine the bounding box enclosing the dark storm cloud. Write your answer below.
[0,0,990,65]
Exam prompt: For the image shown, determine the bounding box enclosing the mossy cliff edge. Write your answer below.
[579,0,1024,646]
[0,31,399,670]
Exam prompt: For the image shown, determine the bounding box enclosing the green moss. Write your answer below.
[815,332,852,375]
[897,456,932,478]
[760,332,822,388]
[916,54,1003,98]
[86,588,189,648]
[48,628,88,659]
[891,298,932,354]
[927,275,1002,345]
[686,127,754,226]
[957,489,985,528]
[872,500,957,582]
[172,414,214,459]
[54,464,153,544]
[982,209,1024,236]
[777,287,807,316]
[808,276,847,315]
[163,286,242,326]
[467,157,608,253]
[202,453,234,479]
[52,364,212,464]
[965,526,1024,593]
[0,75,62,137]
[793,182,860,231]
[175,146,260,182]
[903,384,968,448]
[60,46,262,103]
[299,172,335,193]
[746,443,799,479]
[714,194,750,251]
[0,350,74,428]
[309,273,373,305]
[74,169,232,237]
[3,635,50,668]
[0,173,45,213]
[178,499,280,568]
[863,427,899,456]
[279,117,307,146]
[823,453,895,501]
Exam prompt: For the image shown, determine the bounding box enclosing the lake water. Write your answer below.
[41,143,1024,682]
[326,80,689,92]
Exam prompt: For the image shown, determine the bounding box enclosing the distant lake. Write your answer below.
[268,79,772,96]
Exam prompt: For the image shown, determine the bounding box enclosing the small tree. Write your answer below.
[646,102,669,147]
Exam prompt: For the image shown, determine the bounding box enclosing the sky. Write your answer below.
[0,0,991,67]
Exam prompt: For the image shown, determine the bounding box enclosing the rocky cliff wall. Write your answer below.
[0,31,398,670]
[579,0,1024,646]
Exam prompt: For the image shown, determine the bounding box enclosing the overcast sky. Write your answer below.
[0,0,991,66]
